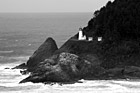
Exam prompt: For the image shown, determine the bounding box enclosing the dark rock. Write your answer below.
[101,66,140,79]
[5,68,10,69]
[27,37,58,71]
[20,52,104,83]
[123,66,140,79]
[20,70,29,75]
[101,68,125,79]
[12,63,27,69]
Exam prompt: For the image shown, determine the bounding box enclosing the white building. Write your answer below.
[78,30,86,40]
[98,37,102,41]
[88,37,93,41]
[78,28,103,42]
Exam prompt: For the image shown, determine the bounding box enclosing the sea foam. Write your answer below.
[1,63,140,93]
[0,50,14,53]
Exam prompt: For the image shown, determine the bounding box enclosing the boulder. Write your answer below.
[20,52,104,83]
[27,37,58,71]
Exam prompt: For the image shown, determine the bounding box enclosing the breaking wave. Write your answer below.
[0,56,140,93]
[0,50,14,54]
[0,62,140,93]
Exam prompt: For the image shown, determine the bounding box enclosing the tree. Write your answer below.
[84,0,140,41]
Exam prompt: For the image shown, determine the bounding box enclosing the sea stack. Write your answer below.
[27,37,58,71]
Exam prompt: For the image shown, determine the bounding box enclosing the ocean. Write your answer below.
[0,13,140,93]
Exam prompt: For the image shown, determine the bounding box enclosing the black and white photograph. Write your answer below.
[0,0,140,93]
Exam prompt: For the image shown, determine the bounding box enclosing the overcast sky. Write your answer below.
[0,0,113,13]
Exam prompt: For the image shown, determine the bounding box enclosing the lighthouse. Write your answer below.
[78,28,86,40]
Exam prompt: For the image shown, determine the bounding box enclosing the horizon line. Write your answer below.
[0,12,93,13]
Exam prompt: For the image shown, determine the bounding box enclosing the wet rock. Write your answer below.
[4,68,10,69]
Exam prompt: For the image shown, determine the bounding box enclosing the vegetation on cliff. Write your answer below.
[83,0,140,68]
[84,0,140,41]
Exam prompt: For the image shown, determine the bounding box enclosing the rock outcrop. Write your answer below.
[27,37,58,71]
[12,63,27,69]
[20,52,104,83]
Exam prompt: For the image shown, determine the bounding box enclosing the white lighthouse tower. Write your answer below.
[78,28,86,40]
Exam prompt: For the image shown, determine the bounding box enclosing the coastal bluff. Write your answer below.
[14,0,140,83]
[19,35,140,83]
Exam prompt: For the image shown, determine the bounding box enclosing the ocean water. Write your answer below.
[0,13,140,93]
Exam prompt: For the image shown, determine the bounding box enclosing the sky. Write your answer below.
[0,0,114,13]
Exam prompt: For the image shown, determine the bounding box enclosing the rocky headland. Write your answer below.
[14,0,140,83]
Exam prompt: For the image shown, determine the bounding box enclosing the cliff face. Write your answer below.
[18,0,140,83]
